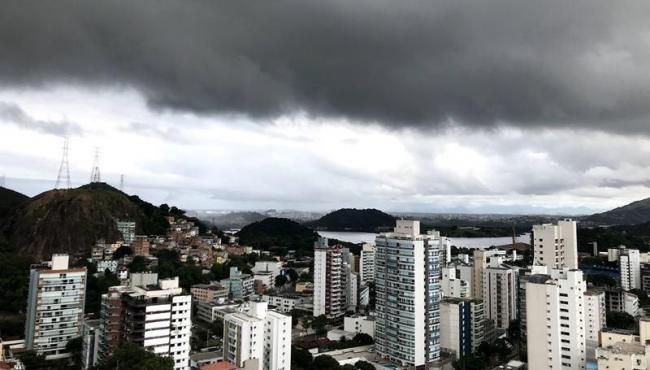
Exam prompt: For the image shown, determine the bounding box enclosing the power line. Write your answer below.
[55,136,71,189]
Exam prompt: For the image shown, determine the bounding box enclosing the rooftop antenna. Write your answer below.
[90,147,101,183]
[119,174,124,191]
[55,136,71,189]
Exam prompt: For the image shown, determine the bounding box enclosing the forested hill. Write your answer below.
[586,197,650,225]
[307,208,396,232]
[237,217,318,256]
[0,182,205,261]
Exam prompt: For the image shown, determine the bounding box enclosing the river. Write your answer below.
[317,231,530,249]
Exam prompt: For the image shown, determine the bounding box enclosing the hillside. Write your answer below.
[586,197,650,225]
[0,186,30,219]
[207,211,267,229]
[0,183,173,261]
[308,208,396,232]
[237,217,318,255]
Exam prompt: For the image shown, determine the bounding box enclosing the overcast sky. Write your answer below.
[2,0,650,214]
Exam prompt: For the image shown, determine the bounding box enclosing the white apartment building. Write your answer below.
[344,315,376,338]
[526,269,586,370]
[98,274,192,370]
[252,261,283,283]
[584,290,606,362]
[375,220,441,367]
[223,301,291,370]
[439,298,485,359]
[596,318,650,370]
[313,238,346,318]
[441,266,471,299]
[532,219,578,269]
[472,249,506,299]
[81,319,100,369]
[25,254,87,360]
[259,294,304,313]
[619,248,641,290]
[482,258,518,330]
[359,244,375,286]
[606,289,640,318]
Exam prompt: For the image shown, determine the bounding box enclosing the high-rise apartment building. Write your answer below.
[584,290,606,362]
[526,269,586,370]
[359,243,375,286]
[441,266,471,299]
[439,298,485,359]
[472,249,506,299]
[25,254,87,360]
[516,264,548,357]
[313,238,345,318]
[375,220,441,367]
[482,258,518,330]
[116,220,136,244]
[619,247,641,290]
[81,319,100,369]
[98,274,192,370]
[532,219,578,269]
[223,301,291,370]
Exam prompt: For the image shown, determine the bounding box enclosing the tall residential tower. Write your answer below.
[375,220,441,367]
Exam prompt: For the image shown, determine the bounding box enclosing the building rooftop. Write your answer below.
[600,342,646,355]
[200,361,237,370]
[190,351,223,362]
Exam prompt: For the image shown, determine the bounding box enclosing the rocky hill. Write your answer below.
[307,208,396,232]
[586,197,650,225]
[0,183,172,261]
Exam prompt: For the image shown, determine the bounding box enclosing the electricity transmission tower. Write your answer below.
[90,147,101,183]
[55,136,71,189]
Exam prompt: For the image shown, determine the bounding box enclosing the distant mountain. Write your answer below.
[586,197,650,225]
[0,186,30,219]
[237,217,318,255]
[204,211,268,229]
[307,208,396,232]
[0,183,187,261]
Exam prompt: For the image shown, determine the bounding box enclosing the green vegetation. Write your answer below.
[292,351,376,370]
[585,273,617,288]
[237,217,318,256]
[85,269,120,315]
[606,312,636,331]
[90,343,174,370]
[331,333,374,350]
[452,339,514,370]
[307,208,395,232]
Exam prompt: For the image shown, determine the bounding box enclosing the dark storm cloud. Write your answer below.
[1,0,650,132]
[0,102,82,135]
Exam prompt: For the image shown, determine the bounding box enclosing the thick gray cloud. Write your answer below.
[1,1,650,132]
[0,101,82,135]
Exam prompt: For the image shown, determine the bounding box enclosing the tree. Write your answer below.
[286,268,299,283]
[291,345,313,370]
[313,355,341,370]
[129,255,147,273]
[91,343,174,370]
[352,333,374,345]
[452,355,489,370]
[354,361,375,370]
[66,336,83,368]
[275,274,289,288]
[342,365,356,370]
[585,273,617,287]
[607,311,636,330]
[312,314,328,335]
[112,245,133,260]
